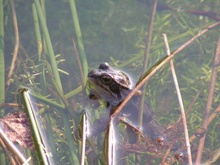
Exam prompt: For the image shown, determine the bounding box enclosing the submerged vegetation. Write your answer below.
[0,0,220,164]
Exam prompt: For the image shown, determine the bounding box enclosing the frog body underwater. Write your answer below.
[87,62,164,141]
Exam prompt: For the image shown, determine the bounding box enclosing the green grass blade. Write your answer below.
[32,3,47,93]
[69,0,88,82]
[22,89,51,165]
[32,5,60,161]
[34,0,63,92]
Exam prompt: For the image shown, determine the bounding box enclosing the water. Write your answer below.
[2,0,220,164]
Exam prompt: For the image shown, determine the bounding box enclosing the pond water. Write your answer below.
[2,0,220,164]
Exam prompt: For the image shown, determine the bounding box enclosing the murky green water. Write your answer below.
[1,0,220,164]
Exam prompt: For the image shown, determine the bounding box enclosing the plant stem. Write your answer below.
[118,22,215,68]
[195,36,220,165]
[22,90,50,165]
[32,4,59,163]
[142,0,157,71]
[72,37,84,87]
[34,0,63,92]
[163,33,192,165]
[0,128,29,164]
[6,0,19,88]
[112,21,220,119]
[0,0,5,111]
[138,0,158,139]
[69,0,88,83]
[65,85,82,99]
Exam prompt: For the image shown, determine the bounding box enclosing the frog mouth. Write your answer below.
[88,77,113,95]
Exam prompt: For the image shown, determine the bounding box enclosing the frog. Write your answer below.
[87,62,165,142]
[88,62,132,107]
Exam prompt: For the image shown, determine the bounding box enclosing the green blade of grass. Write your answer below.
[32,5,59,163]
[22,89,51,165]
[69,0,88,82]
[33,2,80,164]
[34,0,63,92]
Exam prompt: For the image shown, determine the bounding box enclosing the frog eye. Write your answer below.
[100,75,112,85]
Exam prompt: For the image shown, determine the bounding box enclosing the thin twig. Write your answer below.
[0,138,17,165]
[111,21,220,119]
[195,37,220,165]
[161,147,172,164]
[137,0,157,147]
[207,104,220,125]
[162,33,192,165]
[22,157,32,165]
[176,91,200,123]
[163,92,201,163]
[0,128,29,164]
[80,111,87,165]
[72,37,84,87]
[6,0,20,88]
[138,0,158,115]
[107,118,115,165]
[142,0,158,71]
[201,147,220,165]
[190,104,220,142]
